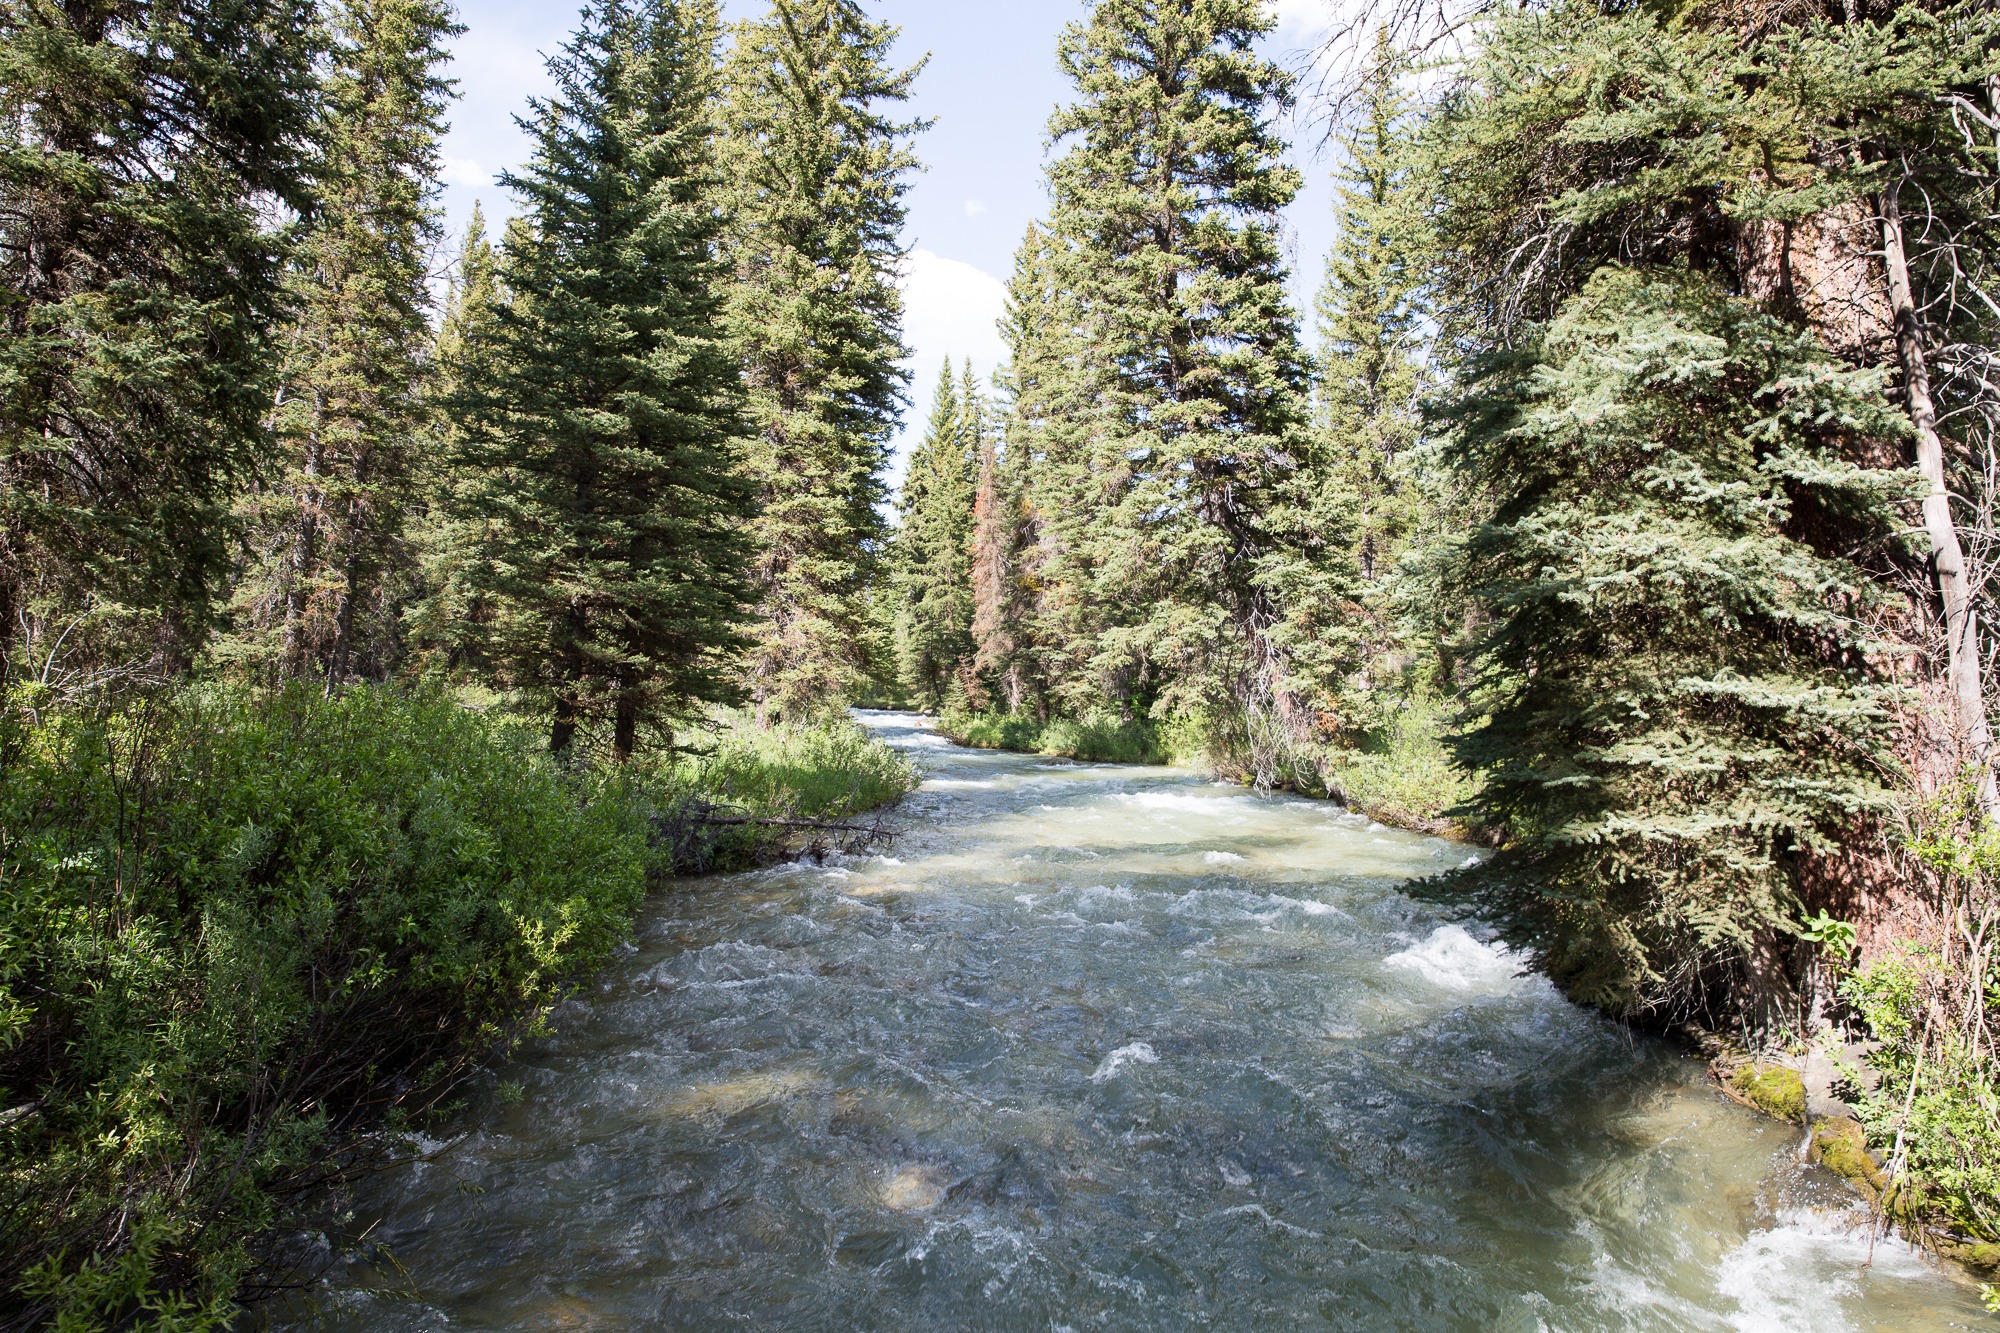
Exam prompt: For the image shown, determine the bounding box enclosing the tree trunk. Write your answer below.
[613,689,637,764]
[1880,174,1997,813]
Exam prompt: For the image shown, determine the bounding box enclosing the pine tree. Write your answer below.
[222,0,458,687]
[723,0,923,723]
[1270,32,1421,741]
[456,0,756,759]
[1447,267,1907,1018]
[1041,0,1315,763]
[889,360,977,711]
[405,202,502,673]
[0,0,319,675]
[993,220,1095,716]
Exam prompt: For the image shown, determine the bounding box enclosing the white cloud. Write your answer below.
[899,249,1009,385]
[888,249,1010,487]
[1267,0,1341,37]
[964,199,989,218]
[440,154,494,188]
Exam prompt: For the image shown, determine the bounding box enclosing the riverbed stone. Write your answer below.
[1730,1063,1807,1123]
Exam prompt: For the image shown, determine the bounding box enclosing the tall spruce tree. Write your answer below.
[405,202,502,673]
[723,0,923,723]
[222,0,458,687]
[1041,0,1315,765]
[890,360,977,711]
[1417,0,2000,1020]
[0,0,319,675]
[1270,34,1421,739]
[993,220,1095,716]
[456,0,756,759]
[1447,268,1907,1019]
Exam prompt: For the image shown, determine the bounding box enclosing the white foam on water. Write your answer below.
[1714,1208,1940,1333]
[1264,894,1344,918]
[1459,855,1485,869]
[1203,850,1246,864]
[1383,924,1522,993]
[1090,1042,1160,1082]
[1116,791,1250,813]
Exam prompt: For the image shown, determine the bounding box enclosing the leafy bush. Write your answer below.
[939,708,1177,765]
[1323,692,1476,832]
[0,684,656,1328]
[635,713,919,872]
[0,689,917,1327]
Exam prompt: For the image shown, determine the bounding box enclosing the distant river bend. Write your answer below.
[280,711,1989,1331]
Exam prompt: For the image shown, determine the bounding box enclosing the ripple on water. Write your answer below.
[271,711,1992,1333]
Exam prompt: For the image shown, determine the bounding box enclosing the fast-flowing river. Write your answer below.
[278,712,1990,1330]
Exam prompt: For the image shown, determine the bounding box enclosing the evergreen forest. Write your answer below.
[5,0,2000,1324]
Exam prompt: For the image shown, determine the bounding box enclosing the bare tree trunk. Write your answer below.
[1881,174,1998,813]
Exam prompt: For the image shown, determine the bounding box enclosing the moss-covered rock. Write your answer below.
[1731,1063,1807,1123]
[1810,1115,1889,1199]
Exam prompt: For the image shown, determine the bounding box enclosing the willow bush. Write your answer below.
[0,685,644,1327]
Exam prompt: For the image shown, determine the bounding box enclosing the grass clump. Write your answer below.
[638,713,920,872]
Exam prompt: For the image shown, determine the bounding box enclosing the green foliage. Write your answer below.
[1444,266,1907,1019]
[1322,691,1475,831]
[0,0,320,671]
[217,0,459,686]
[1845,951,2000,1242]
[887,362,979,712]
[940,707,1181,766]
[639,712,919,871]
[454,0,757,758]
[0,684,652,1326]
[723,0,923,723]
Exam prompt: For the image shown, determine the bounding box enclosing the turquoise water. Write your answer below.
[271,712,1991,1330]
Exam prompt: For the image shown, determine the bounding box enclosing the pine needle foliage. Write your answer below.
[220,0,458,688]
[1446,266,1910,1019]
[722,0,923,724]
[454,0,756,760]
[1038,0,1316,759]
[888,360,979,712]
[0,0,319,673]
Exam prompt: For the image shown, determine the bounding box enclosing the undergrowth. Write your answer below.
[938,708,1180,765]
[0,685,913,1329]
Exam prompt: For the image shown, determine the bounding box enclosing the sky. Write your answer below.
[436,1,1349,483]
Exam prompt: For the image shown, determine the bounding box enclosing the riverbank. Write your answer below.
[273,711,1993,1330]
[0,685,916,1330]
[1710,1041,2000,1297]
[937,697,1478,838]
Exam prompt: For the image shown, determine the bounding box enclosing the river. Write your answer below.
[274,711,1991,1330]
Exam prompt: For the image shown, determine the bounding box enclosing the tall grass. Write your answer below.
[636,713,919,872]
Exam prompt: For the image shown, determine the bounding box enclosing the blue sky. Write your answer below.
[437,1,1347,479]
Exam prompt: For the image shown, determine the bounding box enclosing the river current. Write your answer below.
[277,712,1991,1330]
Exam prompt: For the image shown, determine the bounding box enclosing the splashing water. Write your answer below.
[273,712,1990,1330]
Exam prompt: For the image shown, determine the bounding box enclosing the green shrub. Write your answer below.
[1324,692,1476,831]
[635,713,920,872]
[0,684,653,1329]
[1844,950,2000,1242]
[939,708,1175,765]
